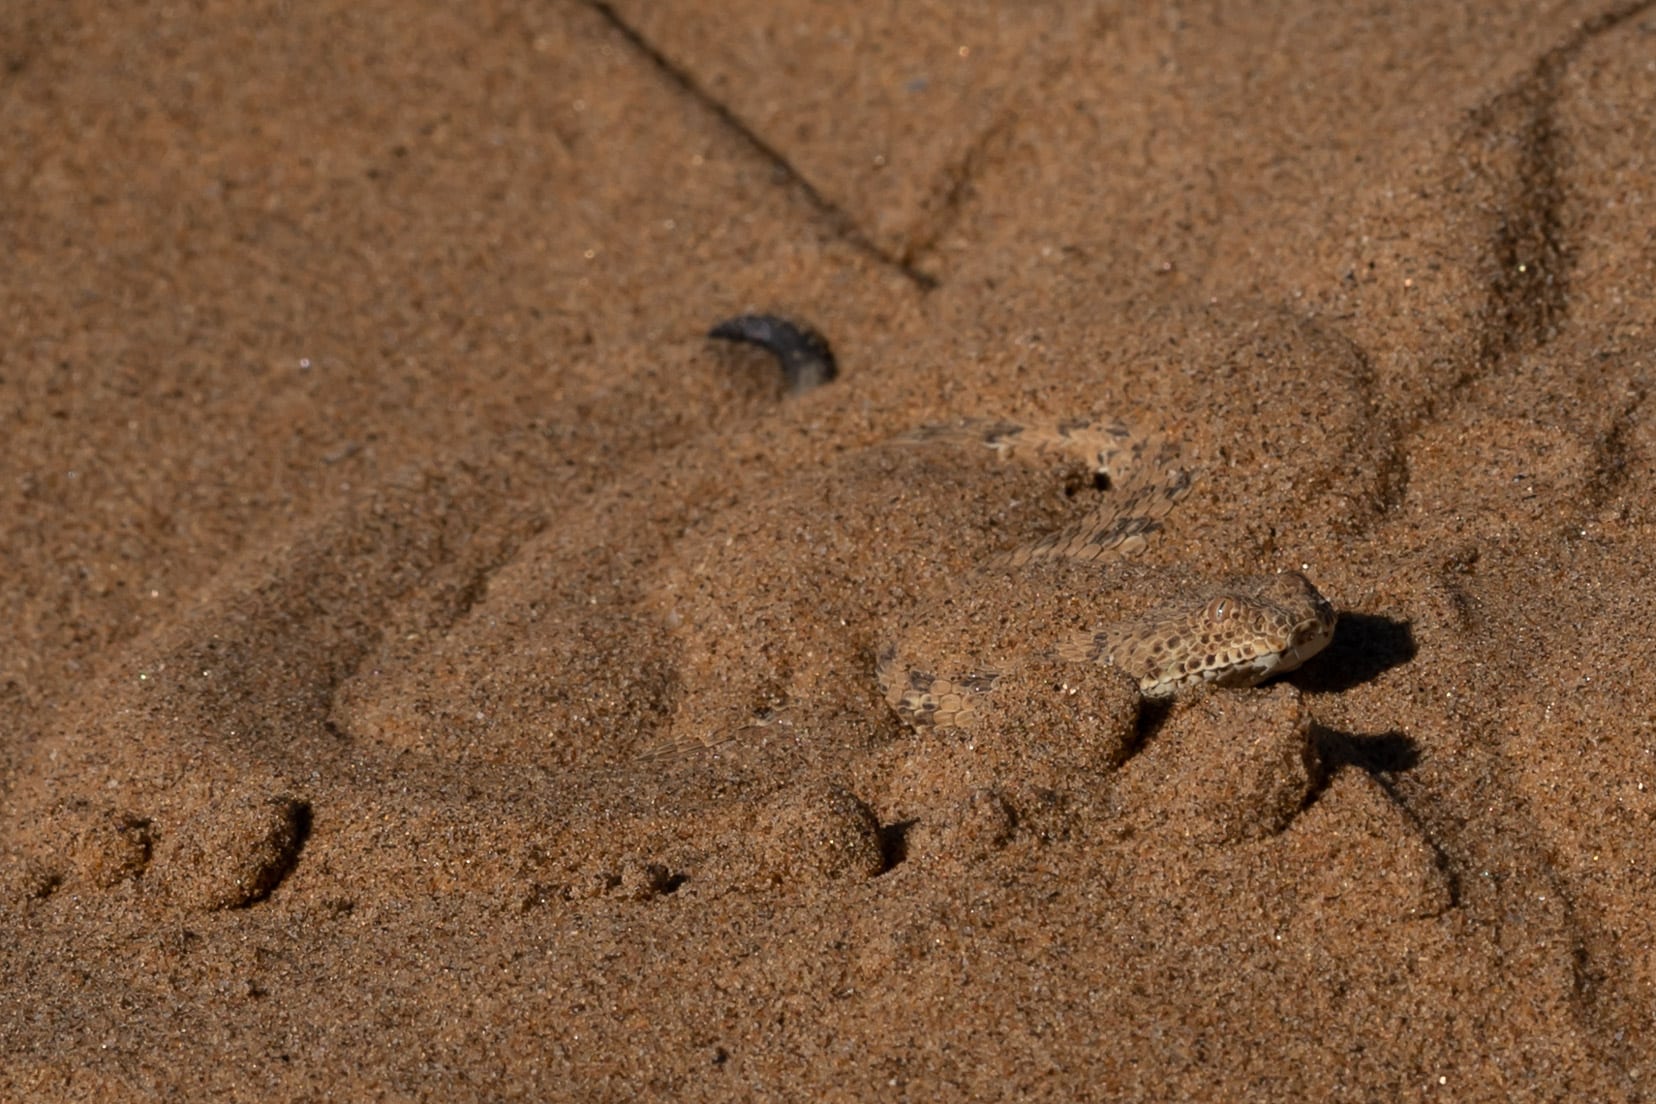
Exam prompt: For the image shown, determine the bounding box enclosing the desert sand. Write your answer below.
[6,1,1656,1099]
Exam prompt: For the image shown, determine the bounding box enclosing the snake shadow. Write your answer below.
[1290,611,1423,772]
[1310,726,1419,775]
[1290,611,1416,695]
[1294,611,1423,778]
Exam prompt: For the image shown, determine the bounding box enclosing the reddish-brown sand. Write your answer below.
[6,1,1656,1099]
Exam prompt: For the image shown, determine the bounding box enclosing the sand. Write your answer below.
[5,0,1656,1099]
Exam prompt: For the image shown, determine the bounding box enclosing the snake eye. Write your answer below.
[1204,596,1231,622]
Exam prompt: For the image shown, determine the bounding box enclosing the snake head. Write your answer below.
[1125,571,1337,697]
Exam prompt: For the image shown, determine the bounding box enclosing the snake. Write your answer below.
[707,314,1339,738]
[865,417,1336,732]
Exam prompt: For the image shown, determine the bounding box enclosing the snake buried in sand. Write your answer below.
[707,314,1337,736]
